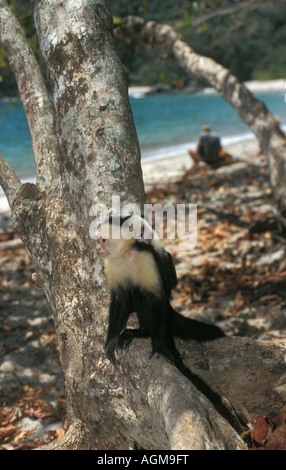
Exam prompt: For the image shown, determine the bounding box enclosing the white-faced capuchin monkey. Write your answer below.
[96,214,225,365]
[96,215,243,429]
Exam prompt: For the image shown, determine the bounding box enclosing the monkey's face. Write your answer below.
[95,216,156,260]
[96,237,110,258]
[96,235,130,259]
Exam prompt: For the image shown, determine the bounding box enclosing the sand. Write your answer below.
[142,138,259,186]
[129,78,286,97]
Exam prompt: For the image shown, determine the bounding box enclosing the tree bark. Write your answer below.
[0,1,285,450]
[0,1,60,190]
[116,16,286,216]
[0,0,144,449]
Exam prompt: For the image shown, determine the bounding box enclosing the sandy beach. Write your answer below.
[129,78,286,97]
[142,138,259,188]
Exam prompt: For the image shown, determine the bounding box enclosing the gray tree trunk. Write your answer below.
[117,16,286,217]
[0,0,285,450]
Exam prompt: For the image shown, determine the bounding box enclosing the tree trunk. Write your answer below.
[0,1,285,450]
[0,0,145,449]
[117,16,286,217]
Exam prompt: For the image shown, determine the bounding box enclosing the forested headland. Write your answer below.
[1,0,286,96]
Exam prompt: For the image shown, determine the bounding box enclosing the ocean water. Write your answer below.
[130,90,286,162]
[0,90,285,184]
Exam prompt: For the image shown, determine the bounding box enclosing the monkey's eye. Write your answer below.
[102,238,106,243]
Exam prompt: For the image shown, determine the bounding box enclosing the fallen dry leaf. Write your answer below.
[0,425,19,441]
[252,416,268,445]
[0,407,17,427]
[46,428,65,442]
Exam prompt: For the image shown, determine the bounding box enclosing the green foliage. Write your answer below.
[183,12,192,28]
[180,1,286,82]
[1,0,286,95]
[109,0,286,85]
[253,43,286,80]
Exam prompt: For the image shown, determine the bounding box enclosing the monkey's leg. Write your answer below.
[143,294,180,365]
[150,321,180,365]
[117,327,149,350]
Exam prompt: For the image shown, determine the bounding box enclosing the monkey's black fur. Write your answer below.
[105,234,225,365]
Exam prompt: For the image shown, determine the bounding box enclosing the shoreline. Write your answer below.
[142,137,259,187]
[129,78,286,97]
[0,138,260,217]
[0,77,283,214]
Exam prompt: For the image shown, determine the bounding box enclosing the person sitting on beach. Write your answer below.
[188,125,232,169]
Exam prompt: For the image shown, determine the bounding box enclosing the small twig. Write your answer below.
[0,152,22,208]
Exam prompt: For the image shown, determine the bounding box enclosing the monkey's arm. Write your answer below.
[105,289,133,363]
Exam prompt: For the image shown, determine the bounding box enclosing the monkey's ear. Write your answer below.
[133,223,143,239]
[134,222,153,240]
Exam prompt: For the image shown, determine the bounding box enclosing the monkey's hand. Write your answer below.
[105,338,118,364]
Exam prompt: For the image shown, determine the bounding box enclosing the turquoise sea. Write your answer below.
[0,90,285,185]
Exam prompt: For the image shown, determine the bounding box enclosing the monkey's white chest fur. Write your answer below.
[104,249,162,295]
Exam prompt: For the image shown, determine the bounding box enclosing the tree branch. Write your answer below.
[190,1,279,28]
[117,335,286,449]
[118,344,247,450]
[190,4,250,28]
[117,16,284,147]
[157,363,246,450]
[0,152,22,207]
[0,0,60,190]
[32,0,145,210]
[116,16,286,212]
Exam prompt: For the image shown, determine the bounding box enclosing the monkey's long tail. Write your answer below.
[171,307,225,341]
[173,353,244,433]
[170,310,245,432]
